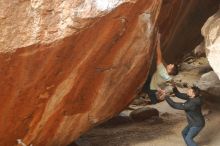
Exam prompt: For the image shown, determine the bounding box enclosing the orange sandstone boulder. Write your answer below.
[0,0,160,145]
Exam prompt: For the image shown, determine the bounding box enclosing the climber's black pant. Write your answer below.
[142,76,158,104]
[148,89,158,104]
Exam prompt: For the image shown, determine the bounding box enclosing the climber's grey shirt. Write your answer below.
[150,63,172,90]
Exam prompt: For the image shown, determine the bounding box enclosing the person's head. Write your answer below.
[166,64,178,75]
[187,86,200,98]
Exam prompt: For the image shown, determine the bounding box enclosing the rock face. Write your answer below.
[194,42,206,57]
[0,0,160,146]
[198,71,220,98]
[0,0,219,146]
[0,0,135,53]
[202,8,220,79]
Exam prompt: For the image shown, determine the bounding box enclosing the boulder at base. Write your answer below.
[130,107,159,121]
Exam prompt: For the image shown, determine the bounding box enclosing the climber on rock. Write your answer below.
[143,33,178,104]
[161,85,205,146]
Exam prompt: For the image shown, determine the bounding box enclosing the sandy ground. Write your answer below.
[76,100,220,146]
[75,57,220,146]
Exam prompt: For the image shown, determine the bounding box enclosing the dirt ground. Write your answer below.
[76,99,220,146]
[75,57,220,146]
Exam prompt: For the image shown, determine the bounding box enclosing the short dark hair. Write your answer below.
[170,64,178,75]
[191,86,200,97]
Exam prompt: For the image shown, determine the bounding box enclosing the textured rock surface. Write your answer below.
[0,0,219,146]
[202,8,220,79]
[198,71,220,97]
[130,107,159,121]
[0,0,134,53]
[0,0,160,146]
[194,42,206,57]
